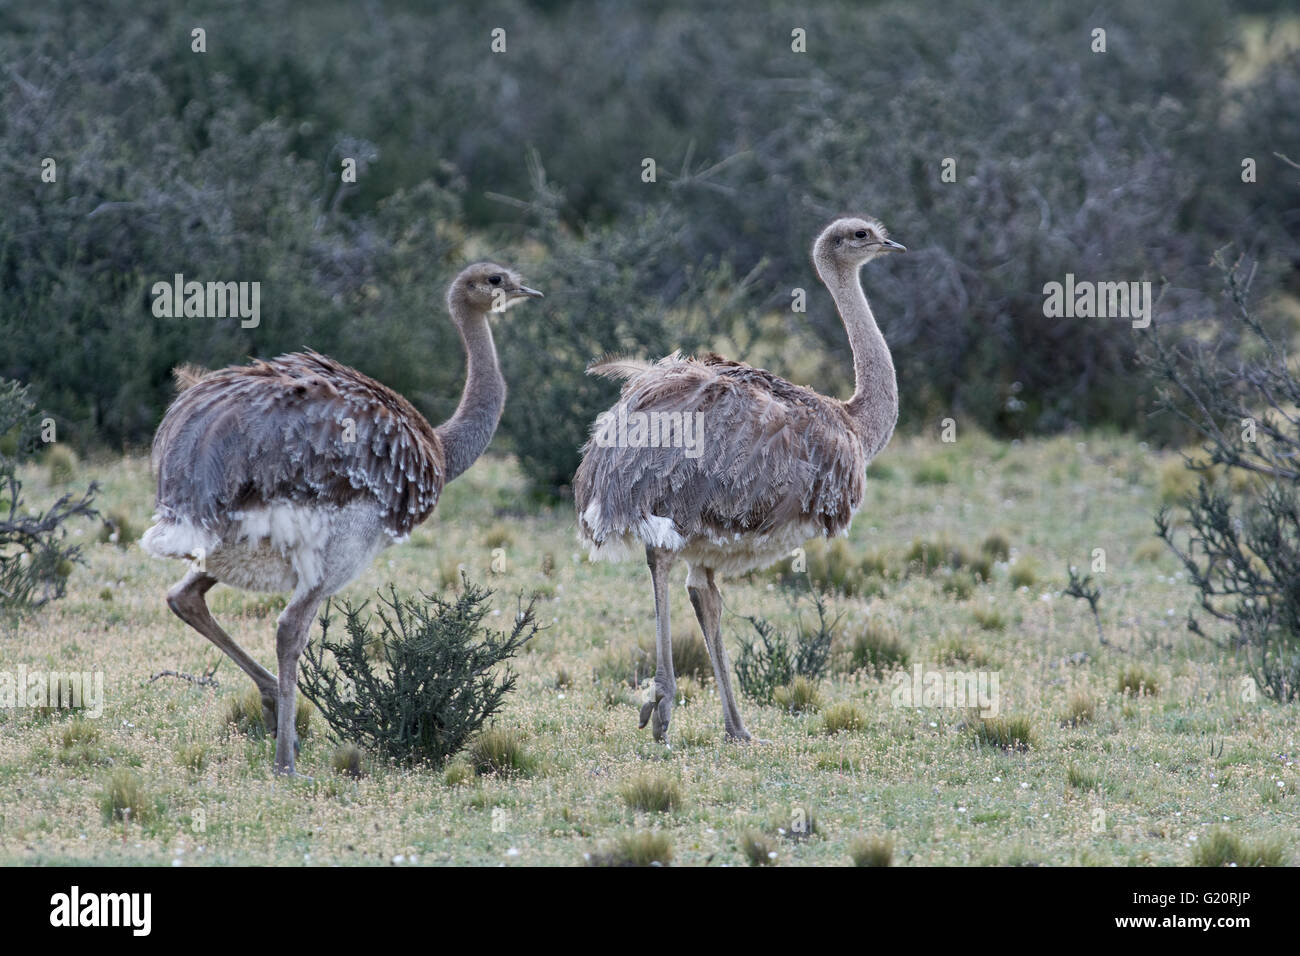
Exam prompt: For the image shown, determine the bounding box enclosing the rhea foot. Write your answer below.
[638,686,673,743]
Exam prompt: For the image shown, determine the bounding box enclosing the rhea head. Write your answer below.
[812,217,906,279]
[448,262,544,318]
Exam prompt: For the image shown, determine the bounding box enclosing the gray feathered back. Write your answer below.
[574,353,867,546]
[151,350,444,536]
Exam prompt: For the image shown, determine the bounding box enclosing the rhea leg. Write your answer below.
[639,546,676,743]
[272,585,327,775]
[166,569,279,729]
[686,565,753,742]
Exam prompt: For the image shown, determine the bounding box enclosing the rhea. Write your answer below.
[142,263,542,775]
[574,217,904,743]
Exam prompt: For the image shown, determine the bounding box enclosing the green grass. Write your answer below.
[0,436,1295,865]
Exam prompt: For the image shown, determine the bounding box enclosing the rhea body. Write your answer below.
[573,218,904,743]
[141,263,541,774]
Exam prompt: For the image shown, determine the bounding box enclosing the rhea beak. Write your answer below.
[512,285,544,299]
[881,239,906,252]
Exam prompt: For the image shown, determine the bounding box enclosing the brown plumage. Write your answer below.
[151,349,444,540]
[141,262,542,776]
[577,351,867,548]
[574,217,905,745]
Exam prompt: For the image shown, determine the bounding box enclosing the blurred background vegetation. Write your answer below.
[1,0,1297,492]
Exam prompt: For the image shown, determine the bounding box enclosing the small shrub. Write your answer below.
[1066,764,1101,791]
[971,715,1036,752]
[554,666,573,689]
[0,379,98,610]
[849,835,893,867]
[175,742,208,773]
[469,728,534,777]
[221,687,268,739]
[942,569,977,601]
[100,769,152,824]
[438,558,462,592]
[846,621,908,675]
[1192,828,1286,867]
[621,772,681,813]
[443,761,473,787]
[1009,558,1038,589]
[972,607,1006,631]
[299,580,537,767]
[1061,690,1096,728]
[331,743,364,778]
[938,638,992,668]
[820,702,865,735]
[586,832,673,867]
[97,509,135,549]
[773,676,823,714]
[981,533,1011,562]
[45,445,77,485]
[736,586,837,703]
[1118,666,1160,697]
[484,524,513,550]
[740,829,778,866]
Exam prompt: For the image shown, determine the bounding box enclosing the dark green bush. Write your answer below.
[1151,262,1300,701]
[736,587,838,704]
[2,0,1297,476]
[0,379,98,609]
[299,580,538,767]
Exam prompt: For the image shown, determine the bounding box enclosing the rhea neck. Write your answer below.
[818,257,899,458]
[435,297,506,483]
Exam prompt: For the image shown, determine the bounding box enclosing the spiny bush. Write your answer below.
[1151,262,1300,701]
[736,586,837,704]
[0,379,98,610]
[299,580,537,767]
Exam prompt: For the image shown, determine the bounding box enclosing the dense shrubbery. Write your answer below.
[0,380,98,609]
[298,580,537,766]
[1151,260,1300,701]
[1,0,1297,486]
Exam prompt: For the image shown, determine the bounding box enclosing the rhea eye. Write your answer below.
[854,230,868,239]
[488,275,502,285]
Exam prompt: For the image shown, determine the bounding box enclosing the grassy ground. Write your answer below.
[1,432,1295,866]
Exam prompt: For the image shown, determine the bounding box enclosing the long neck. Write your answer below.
[435,305,506,483]
[823,262,898,458]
